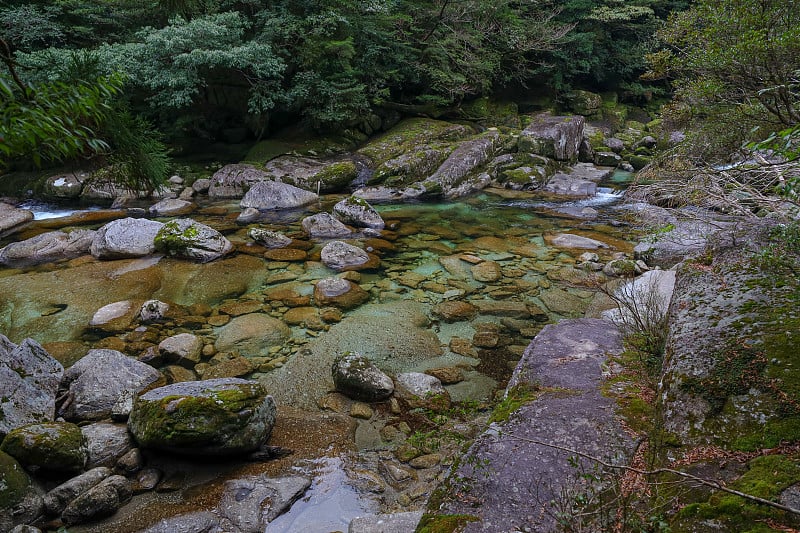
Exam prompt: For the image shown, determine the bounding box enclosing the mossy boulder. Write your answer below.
[0,450,43,532]
[153,219,233,263]
[628,154,651,170]
[563,90,603,116]
[1,422,87,473]
[459,97,521,128]
[128,378,277,456]
[358,118,471,167]
[311,160,358,191]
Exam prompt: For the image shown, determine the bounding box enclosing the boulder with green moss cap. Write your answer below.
[128,378,277,456]
[1,422,88,473]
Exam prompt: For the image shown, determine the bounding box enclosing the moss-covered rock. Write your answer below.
[459,97,521,128]
[128,378,276,456]
[153,219,233,263]
[358,118,471,168]
[312,160,358,191]
[628,154,651,170]
[0,450,42,532]
[1,422,87,473]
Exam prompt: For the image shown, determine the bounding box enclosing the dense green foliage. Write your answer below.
[2,0,687,143]
[649,0,800,159]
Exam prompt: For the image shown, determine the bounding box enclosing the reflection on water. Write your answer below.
[266,456,377,532]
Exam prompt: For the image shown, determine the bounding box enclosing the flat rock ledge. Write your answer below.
[425,318,631,532]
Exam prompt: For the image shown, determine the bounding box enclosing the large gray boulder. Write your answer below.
[240,180,318,210]
[518,114,585,161]
[90,217,164,259]
[429,131,500,197]
[128,378,277,455]
[217,475,311,532]
[59,349,162,421]
[153,218,233,262]
[81,422,135,469]
[208,164,270,198]
[430,319,631,531]
[0,230,95,267]
[320,241,370,270]
[332,352,394,401]
[0,336,64,437]
[302,213,352,238]
[0,203,33,236]
[333,196,384,229]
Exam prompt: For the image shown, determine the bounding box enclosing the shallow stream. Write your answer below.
[0,178,640,530]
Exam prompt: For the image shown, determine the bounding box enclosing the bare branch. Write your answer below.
[503,433,800,517]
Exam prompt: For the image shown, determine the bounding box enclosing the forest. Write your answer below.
[1,0,798,199]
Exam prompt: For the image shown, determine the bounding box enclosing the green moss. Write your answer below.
[0,450,32,509]
[416,513,479,533]
[154,220,200,254]
[313,161,358,190]
[675,455,800,531]
[0,422,86,472]
[628,154,651,170]
[131,383,263,447]
[681,339,767,414]
[488,383,540,424]
[358,118,470,165]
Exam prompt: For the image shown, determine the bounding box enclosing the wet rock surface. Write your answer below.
[430,319,630,532]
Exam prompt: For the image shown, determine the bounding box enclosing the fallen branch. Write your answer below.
[504,434,800,516]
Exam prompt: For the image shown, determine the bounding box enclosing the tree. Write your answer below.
[648,0,800,160]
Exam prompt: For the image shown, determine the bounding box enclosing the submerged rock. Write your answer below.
[332,352,394,401]
[313,277,370,309]
[0,336,63,437]
[128,378,277,456]
[217,475,311,532]
[214,313,290,358]
[154,218,233,263]
[0,229,95,267]
[548,233,609,250]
